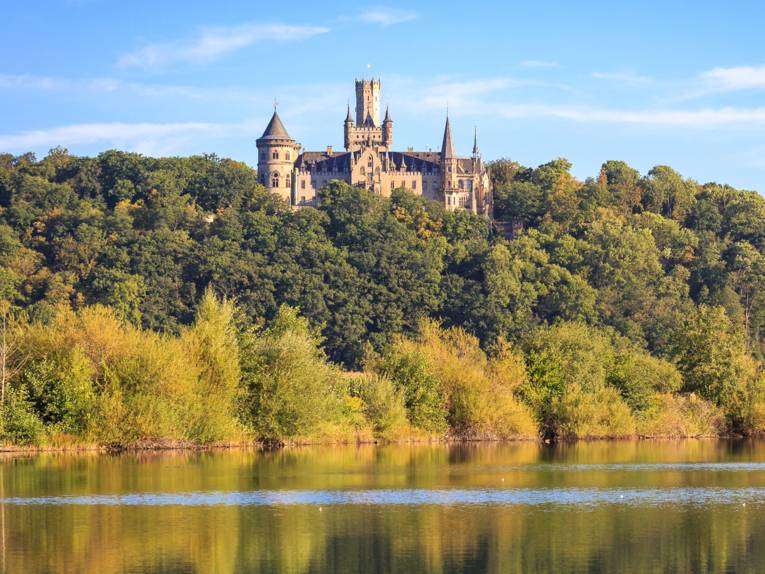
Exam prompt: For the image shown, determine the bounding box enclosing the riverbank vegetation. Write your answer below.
[0,149,763,446]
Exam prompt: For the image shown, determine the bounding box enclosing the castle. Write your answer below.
[256,79,492,215]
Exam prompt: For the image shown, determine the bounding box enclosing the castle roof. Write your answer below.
[259,110,292,141]
[441,115,456,158]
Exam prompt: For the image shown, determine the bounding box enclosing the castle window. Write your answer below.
[412,181,417,190]
[271,172,280,187]
[286,174,292,187]
[467,180,473,191]
[367,158,373,168]
[272,151,279,160]
[301,180,306,190]
[459,180,464,190]
[286,151,291,160]
[391,181,395,190]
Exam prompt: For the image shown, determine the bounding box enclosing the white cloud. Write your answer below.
[701,65,765,90]
[493,104,765,127]
[117,23,329,69]
[591,71,652,86]
[520,60,559,69]
[357,7,417,26]
[0,122,237,153]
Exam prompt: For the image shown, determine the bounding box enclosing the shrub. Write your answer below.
[608,352,683,413]
[240,305,347,440]
[0,387,44,445]
[637,393,723,437]
[352,373,409,437]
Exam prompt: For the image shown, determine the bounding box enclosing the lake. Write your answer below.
[2,440,765,573]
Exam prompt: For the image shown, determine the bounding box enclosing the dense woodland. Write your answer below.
[0,148,764,445]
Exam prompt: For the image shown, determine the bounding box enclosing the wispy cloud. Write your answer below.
[520,60,559,69]
[0,122,239,154]
[701,65,765,90]
[591,71,652,86]
[357,6,417,26]
[117,23,329,69]
[494,104,765,127]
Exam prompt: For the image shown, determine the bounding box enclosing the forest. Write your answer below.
[0,147,764,446]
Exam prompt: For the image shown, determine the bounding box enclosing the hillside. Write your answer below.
[0,148,764,444]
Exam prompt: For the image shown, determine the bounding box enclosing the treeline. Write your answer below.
[0,149,763,444]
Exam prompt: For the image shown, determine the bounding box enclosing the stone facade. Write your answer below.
[256,79,491,215]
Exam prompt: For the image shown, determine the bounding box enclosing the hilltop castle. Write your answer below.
[256,79,492,215]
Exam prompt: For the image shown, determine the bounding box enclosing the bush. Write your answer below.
[552,385,635,439]
[372,320,535,438]
[370,346,447,434]
[608,352,683,413]
[352,373,409,438]
[0,387,44,445]
[240,305,347,440]
[637,393,722,437]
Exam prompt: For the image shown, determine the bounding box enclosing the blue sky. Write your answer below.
[2,0,765,191]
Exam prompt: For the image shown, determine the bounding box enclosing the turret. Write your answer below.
[344,104,354,150]
[382,106,393,148]
[441,113,458,193]
[256,108,300,203]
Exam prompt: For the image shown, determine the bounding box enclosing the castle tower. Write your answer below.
[382,106,393,148]
[256,109,300,203]
[441,114,458,193]
[355,79,381,127]
[344,104,354,151]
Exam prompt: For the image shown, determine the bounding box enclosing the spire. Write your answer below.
[383,105,392,123]
[259,110,291,140]
[441,114,456,159]
[472,126,480,156]
[345,103,353,123]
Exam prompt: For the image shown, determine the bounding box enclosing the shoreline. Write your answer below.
[0,434,735,456]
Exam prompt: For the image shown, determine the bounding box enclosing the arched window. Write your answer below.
[272,151,279,160]
[271,172,280,187]
[360,167,366,176]
[286,173,292,187]
[285,151,291,160]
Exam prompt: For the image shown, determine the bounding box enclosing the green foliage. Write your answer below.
[350,373,409,438]
[371,343,447,434]
[0,386,44,445]
[239,305,347,440]
[0,149,764,442]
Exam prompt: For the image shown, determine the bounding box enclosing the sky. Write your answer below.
[2,0,765,191]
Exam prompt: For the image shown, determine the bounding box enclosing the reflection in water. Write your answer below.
[2,441,765,573]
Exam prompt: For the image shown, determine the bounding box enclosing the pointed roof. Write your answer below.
[383,105,392,123]
[345,104,353,123]
[441,115,456,158]
[472,126,480,156]
[259,110,292,141]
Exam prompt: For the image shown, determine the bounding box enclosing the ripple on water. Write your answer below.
[3,487,765,507]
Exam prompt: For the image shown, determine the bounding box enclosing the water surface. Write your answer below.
[2,440,765,573]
